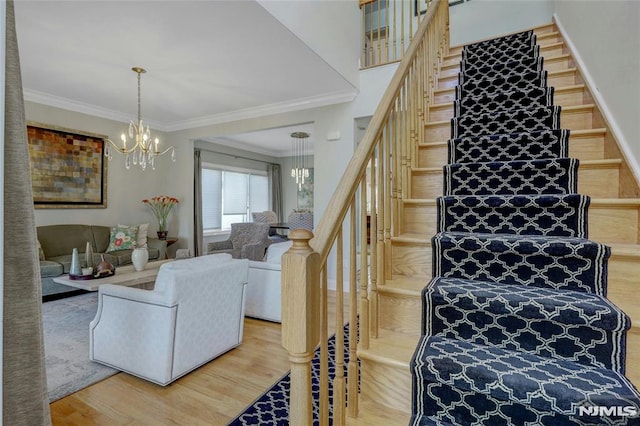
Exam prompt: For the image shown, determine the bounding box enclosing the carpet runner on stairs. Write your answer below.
[411,29,640,425]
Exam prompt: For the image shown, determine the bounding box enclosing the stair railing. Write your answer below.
[360,0,434,68]
[281,0,449,424]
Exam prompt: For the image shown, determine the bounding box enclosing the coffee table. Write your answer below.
[52,259,173,292]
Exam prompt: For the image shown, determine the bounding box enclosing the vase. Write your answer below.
[85,241,94,270]
[131,247,149,271]
[157,230,168,240]
[70,248,81,276]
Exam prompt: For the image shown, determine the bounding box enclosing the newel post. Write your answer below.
[282,229,320,425]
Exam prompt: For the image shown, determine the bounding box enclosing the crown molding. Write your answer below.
[163,89,358,132]
[23,89,168,131]
[24,88,358,134]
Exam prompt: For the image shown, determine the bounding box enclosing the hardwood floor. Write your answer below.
[50,291,347,425]
[50,317,289,425]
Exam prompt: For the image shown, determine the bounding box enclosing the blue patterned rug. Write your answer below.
[228,323,352,425]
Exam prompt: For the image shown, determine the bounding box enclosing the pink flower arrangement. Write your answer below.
[142,195,179,232]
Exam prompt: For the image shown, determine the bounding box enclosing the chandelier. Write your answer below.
[290,131,310,190]
[104,67,175,171]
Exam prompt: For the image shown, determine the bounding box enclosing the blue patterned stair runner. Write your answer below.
[432,231,610,295]
[411,27,640,425]
[454,87,554,116]
[451,105,561,138]
[412,336,640,425]
[422,277,630,372]
[460,56,544,79]
[437,194,589,237]
[443,158,578,196]
[448,129,569,164]
[455,70,548,99]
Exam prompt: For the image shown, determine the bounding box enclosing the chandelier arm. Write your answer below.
[104,137,142,155]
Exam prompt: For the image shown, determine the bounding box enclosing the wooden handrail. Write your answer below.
[311,0,442,263]
[282,1,449,423]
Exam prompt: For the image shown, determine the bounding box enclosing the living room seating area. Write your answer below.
[37,224,167,298]
[89,254,249,386]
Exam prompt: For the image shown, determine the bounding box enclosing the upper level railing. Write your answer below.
[281,0,449,424]
[360,0,434,68]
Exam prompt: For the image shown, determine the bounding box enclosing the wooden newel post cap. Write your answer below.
[288,228,313,251]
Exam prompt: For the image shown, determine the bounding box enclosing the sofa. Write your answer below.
[245,240,292,322]
[37,224,167,298]
[90,254,248,385]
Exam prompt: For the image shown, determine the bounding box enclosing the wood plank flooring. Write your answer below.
[50,317,289,425]
[50,291,347,425]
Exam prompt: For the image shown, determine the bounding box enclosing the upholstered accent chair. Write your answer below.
[207,222,270,261]
[288,211,313,231]
[89,254,249,386]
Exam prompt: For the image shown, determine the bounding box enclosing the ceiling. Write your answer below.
[14,1,356,156]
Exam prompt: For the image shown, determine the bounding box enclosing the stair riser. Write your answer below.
[446,25,557,56]
[378,292,422,336]
[626,328,640,386]
[438,69,577,92]
[411,164,619,199]
[360,359,412,413]
[434,233,608,294]
[425,107,593,141]
[402,202,639,244]
[424,278,629,372]
[418,132,605,167]
[429,88,586,122]
[429,104,593,130]
[391,243,431,279]
[441,42,566,71]
[437,54,570,83]
[589,204,640,244]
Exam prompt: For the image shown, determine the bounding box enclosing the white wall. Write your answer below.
[25,101,178,235]
[258,0,361,90]
[449,0,554,46]
[553,0,640,182]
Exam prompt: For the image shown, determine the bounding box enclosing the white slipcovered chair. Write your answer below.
[89,254,248,385]
[246,240,292,322]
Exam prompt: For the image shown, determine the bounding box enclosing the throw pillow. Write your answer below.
[119,223,148,248]
[37,239,45,260]
[107,225,138,252]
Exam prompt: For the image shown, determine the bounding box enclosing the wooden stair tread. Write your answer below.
[391,233,431,244]
[412,159,620,173]
[381,276,427,294]
[345,400,411,426]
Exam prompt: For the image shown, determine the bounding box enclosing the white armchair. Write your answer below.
[89,254,249,385]
[246,241,292,322]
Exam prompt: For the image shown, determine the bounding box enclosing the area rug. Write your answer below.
[228,323,352,426]
[42,292,118,402]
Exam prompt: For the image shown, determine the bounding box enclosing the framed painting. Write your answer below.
[27,122,108,208]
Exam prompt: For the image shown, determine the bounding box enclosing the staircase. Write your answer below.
[348,22,640,425]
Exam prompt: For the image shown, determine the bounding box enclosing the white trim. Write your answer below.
[553,13,640,186]
[24,87,357,134]
[164,89,358,132]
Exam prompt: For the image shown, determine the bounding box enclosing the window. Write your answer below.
[201,165,269,232]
